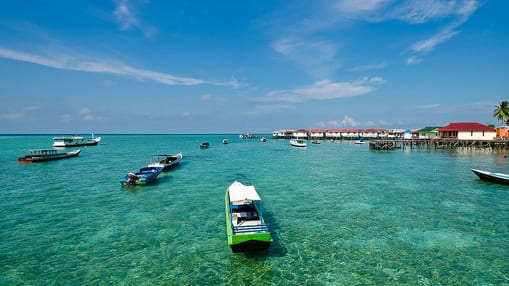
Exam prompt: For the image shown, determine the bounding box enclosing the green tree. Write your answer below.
[493,100,509,125]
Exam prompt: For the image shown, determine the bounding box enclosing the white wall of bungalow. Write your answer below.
[438,122,496,141]
[325,129,341,139]
[293,129,308,138]
[310,129,325,139]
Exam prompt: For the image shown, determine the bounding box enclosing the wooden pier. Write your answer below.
[369,139,509,150]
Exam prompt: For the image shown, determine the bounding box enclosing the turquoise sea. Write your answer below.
[1,134,508,285]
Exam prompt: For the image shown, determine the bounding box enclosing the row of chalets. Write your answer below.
[272,122,509,141]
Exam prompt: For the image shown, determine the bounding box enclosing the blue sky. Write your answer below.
[0,0,507,134]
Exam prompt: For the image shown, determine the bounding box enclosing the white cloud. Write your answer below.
[271,37,338,77]
[200,94,212,101]
[351,61,388,71]
[0,47,239,87]
[341,115,360,127]
[0,105,41,120]
[79,107,92,115]
[1,113,25,120]
[410,28,458,53]
[406,56,423,65]
[113,0,157,38]
[316,115,360,128]
[78,107,105,121]
[265,77,385,103]
[404,1,480,63]
[182,112,192,117]
[334,0,393,16]
[391,0,478,24]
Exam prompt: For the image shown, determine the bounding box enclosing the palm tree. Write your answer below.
[493,101,509,125]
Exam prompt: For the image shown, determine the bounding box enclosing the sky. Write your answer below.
[0,0,507,134]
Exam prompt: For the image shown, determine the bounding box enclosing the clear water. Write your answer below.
[1,135,508,285]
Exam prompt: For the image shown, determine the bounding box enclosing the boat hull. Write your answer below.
[471,169,509,185]
[230,239,272,252]
[18,150,81,163]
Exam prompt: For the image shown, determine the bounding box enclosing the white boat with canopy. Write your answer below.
[225,181,272,252]
[53,134,101,147]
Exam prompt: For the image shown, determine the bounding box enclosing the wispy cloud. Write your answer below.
[0,106,40,120]
[334,0,393,17]
[406,56,422,65]
[404,0,480,63]
[351,61,388,71]
[272,37,338,78]
[416,103,440,109]
[265,77,385,103]
[79,107,103,121]
[113,0,157,37]
[316,115,360,128]
[0,47,239,87]
[270,0,481,69]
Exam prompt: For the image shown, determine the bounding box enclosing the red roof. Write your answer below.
[438,122,495,132]
[295,129,308,132]
[326,129,341,132]
[310,129,325,132]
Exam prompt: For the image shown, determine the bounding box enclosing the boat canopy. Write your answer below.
[228,181,261,204]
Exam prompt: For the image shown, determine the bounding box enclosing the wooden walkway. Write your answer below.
[369,139,509,150]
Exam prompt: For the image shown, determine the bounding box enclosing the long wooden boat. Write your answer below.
[290,139,306,147]
[471,169,509,185]
[147,152,183,171]
[225,181,272,252]
[120,167,162,186]
[53,134,101,147]
[18,149,81,163]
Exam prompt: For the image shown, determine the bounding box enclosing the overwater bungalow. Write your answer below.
[293,129,308,138]
[325,129,341,139]
[418,127,441,139]
[496,126,509,139]
[310,129,325,139]
[438,122,496,140]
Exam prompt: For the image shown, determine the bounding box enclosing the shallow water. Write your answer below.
[1,135,508,285]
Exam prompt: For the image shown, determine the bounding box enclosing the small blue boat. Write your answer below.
[120,166,162,186]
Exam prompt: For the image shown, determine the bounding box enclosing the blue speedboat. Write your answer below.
[120,167,162,186]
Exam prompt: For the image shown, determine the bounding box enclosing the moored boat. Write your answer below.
[225,181,272,252]
[355,138,365,144]
[147,152,183,171]
[53,134,101,147]
[120,167,162,186]
[471,169,509,185]
[260,137,266,142]
[223,139,229,144]
[290,139,306,147]
[18,149,81,163]
[200,142,210,148]
[311,140,321,144]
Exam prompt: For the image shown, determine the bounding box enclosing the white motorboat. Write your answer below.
[53,134,101,147]
[147,152,183,171]
[290,139,306,147]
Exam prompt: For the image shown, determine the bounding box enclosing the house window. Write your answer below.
[483,131,485,136]
[471,131,473,136]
